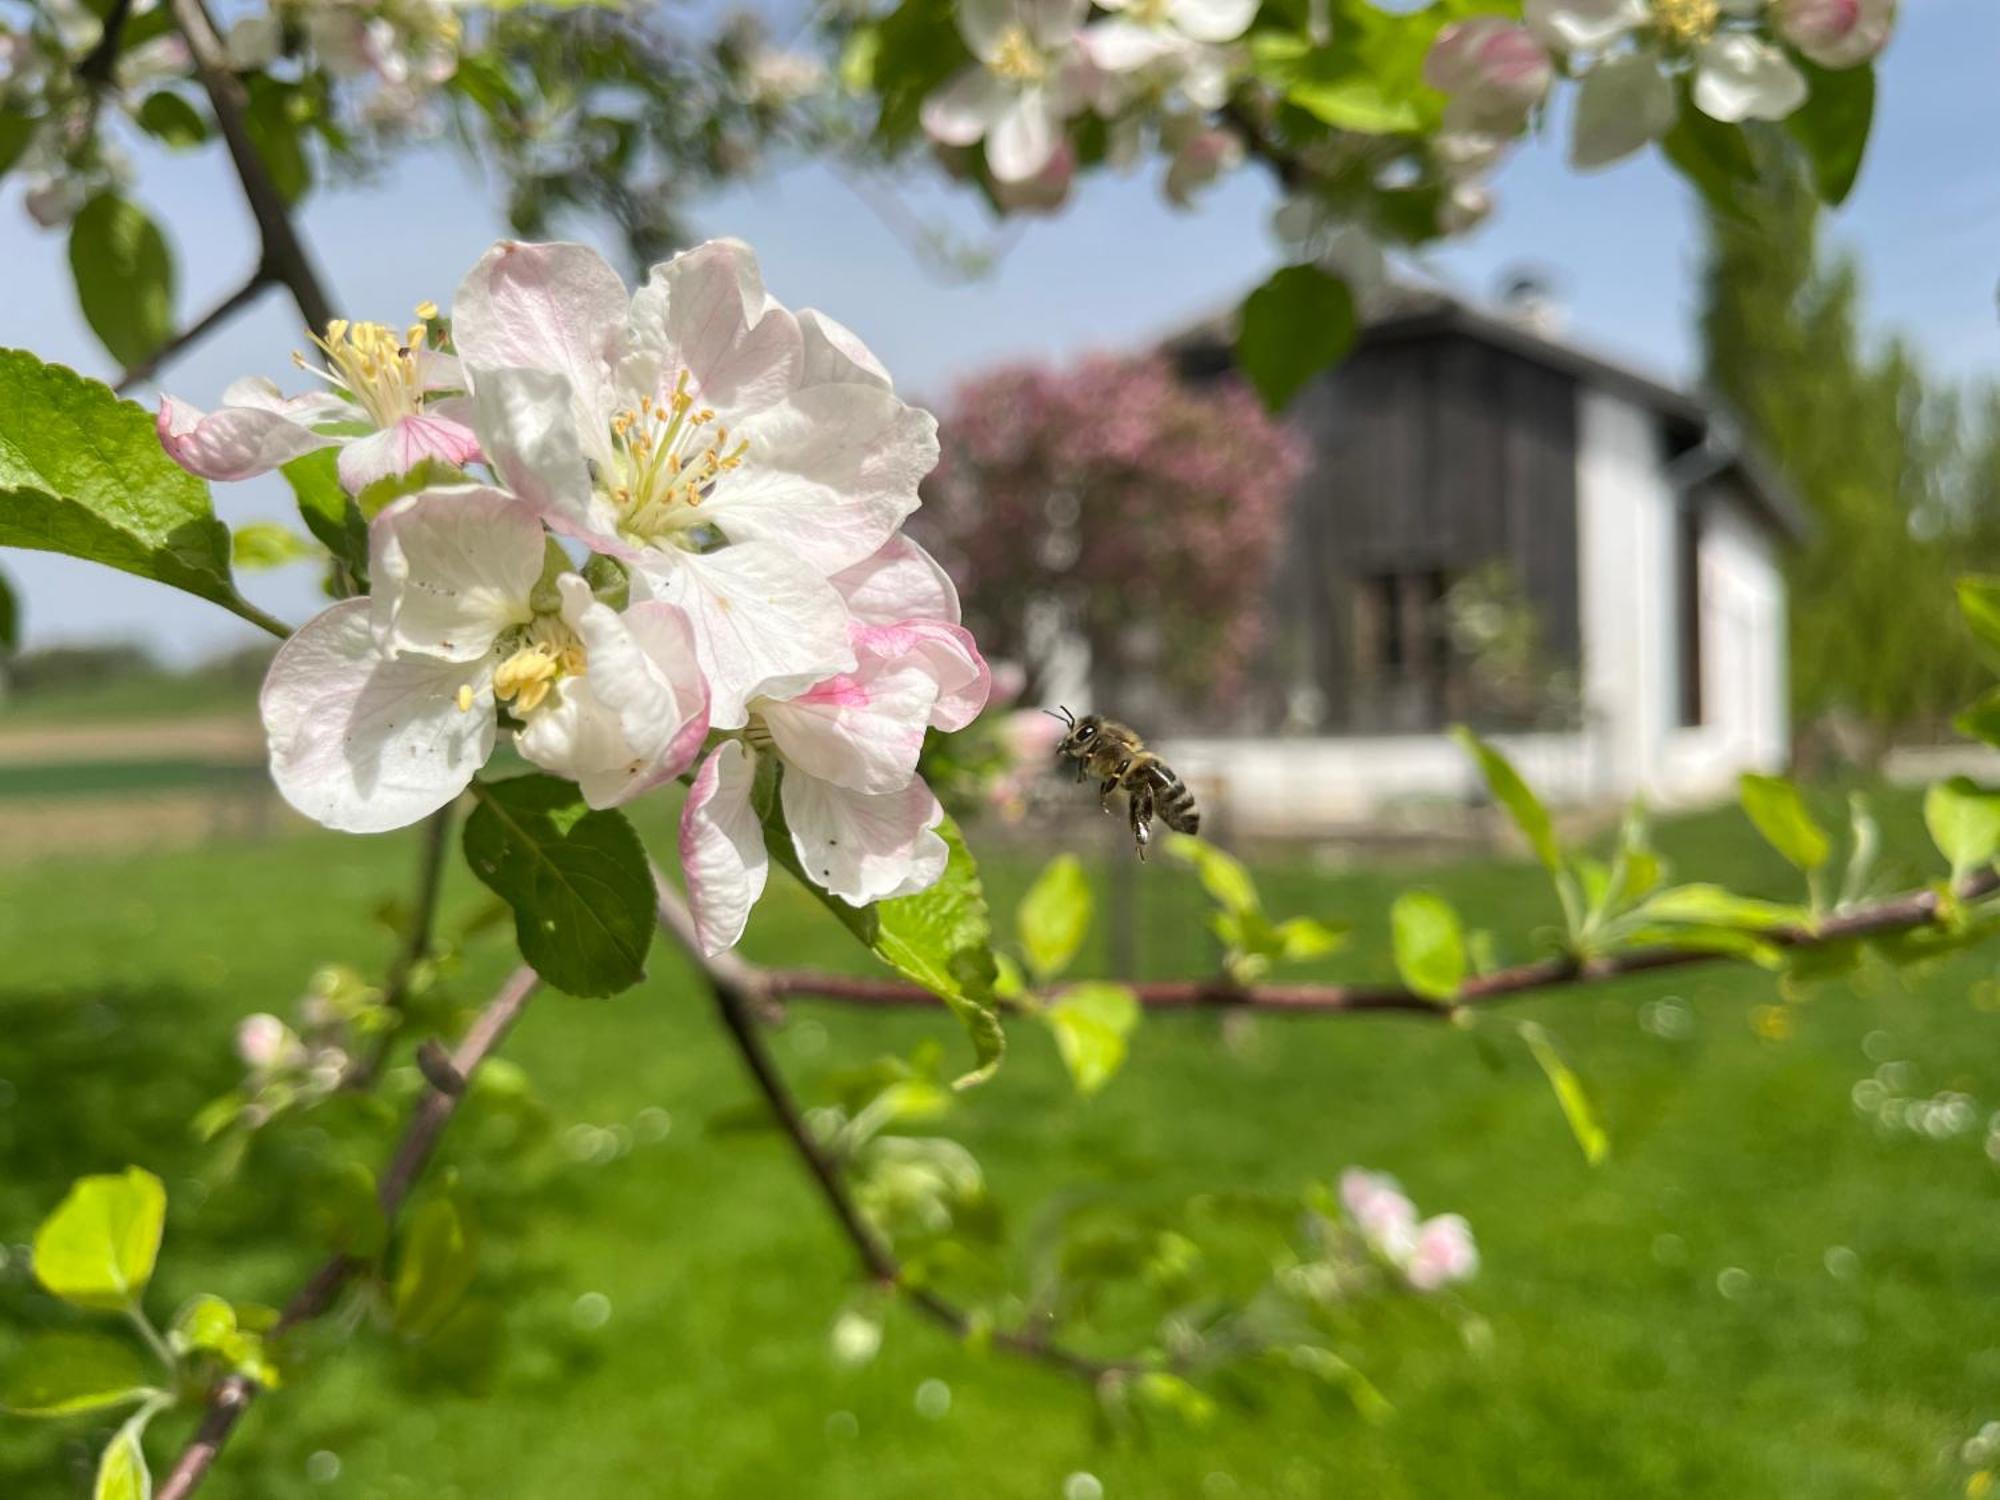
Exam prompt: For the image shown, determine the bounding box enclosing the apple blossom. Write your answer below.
[919,0,1090,184]
[1423,18,1553,136]
[260,484,708,832]
[1772,0,1895,68]
[1339,1168,1479,1291]
[1162,119,1243,207]
[1406,1213,1480,1291]
[678,536,989,954]
[158,310,482,494]
[455,237,937,729]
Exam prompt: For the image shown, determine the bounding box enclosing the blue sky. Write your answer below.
[2,0,1995,663]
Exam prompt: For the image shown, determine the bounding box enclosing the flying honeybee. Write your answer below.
[1047,708,1199,860]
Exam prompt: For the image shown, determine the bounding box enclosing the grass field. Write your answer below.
[2,788,1998,1498]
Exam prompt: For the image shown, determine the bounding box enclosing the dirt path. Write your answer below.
[0,714,263,766]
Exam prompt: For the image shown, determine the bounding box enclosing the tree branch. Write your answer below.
[749,869,2000,1018]
[342,805,460,1092]
[154,965,541,1500]
[654,878,1125,1383]
[115,271,275,394]
[165,0,337,337]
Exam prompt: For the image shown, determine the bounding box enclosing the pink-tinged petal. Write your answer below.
[415,347,465,394]
[633,542,855,730]
[987,88,1061,184]
[709,383,938,574]
[452,240,627,424]
[679,740,768,954]
[335,412,483,493]
[368,485,544,661]
[781,770,948,906]
[920,64,1013,146]
[797,308,893,392]
[550,575,710,804]
[831,534,961,626]
[157,392,337,482]
[1406,1214,1479,1291]
[261,597,495,833]
[218,376,351,423]
[626,238,805,418]
[761,657,938,794]
[469,365,630,553]
[856,620,990,731]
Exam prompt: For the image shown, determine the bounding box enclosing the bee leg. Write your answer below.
[1099,777,1119,813]
[1075,760,1087,785]
[1129,787,1153,862]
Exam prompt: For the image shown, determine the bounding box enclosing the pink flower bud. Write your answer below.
[1773,0,1895,69]
[1425,19,1551,134]
[1406,1213,1480,1291]
[235,1013,299,1071]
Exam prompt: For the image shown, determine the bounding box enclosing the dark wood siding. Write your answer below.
[1184,327,1581,735]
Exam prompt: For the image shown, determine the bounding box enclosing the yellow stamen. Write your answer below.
[414,299,439,321]
[1652,0,1719,46]
[989,24,1045,82]
[456,683,475,713]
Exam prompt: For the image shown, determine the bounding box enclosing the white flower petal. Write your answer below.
[1081,18,1182,72]
[761,658,938,795]
[1167,0,1256,44]
[855,620,991,732]
[625,238,805,417]
[920,64,1013,147]
[1693,34,1807,123]
[261,597,495,834]
[987,88,1062,184]
[1570,52,1675,168]
[552,574,710,803]
[334,412,483,493]
[1025,0,1089,51]
[632,542,856,730]
[469,365,628,551]
[1523,0,1646,50]
[956,0,1016,58]
[679,740,768,954]
[781,771,949,906]
[709,383,938,574]
[831,535,961,626]
[798,308,893,392]
[368,485,544,662]
[452,240,627,429]
[156,392,338,482]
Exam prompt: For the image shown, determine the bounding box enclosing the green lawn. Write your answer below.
[2,790,1997,1498]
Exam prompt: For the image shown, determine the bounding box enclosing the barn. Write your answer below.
[1151,284,1805,835]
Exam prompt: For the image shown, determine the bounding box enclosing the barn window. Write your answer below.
[1676,503,1704,728]
[1354,571,1456,709]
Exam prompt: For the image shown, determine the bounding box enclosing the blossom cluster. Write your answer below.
[1426,0,1895,174]
[1338,1168,1479,1292]
[223,0,469,134]
[159,237,989,954]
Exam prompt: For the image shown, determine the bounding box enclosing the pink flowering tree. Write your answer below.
[920,354,1304,706]
[10,1,2000,1496]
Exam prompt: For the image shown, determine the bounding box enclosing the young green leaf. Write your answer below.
[1236,264,1356,410]
[0,1333,155,1418]
[231,521,321,571]
[1738,773,1831,872]
[1786,60,1874,205]
[1043,982,1140,1097]
[94,1414,152,1500]
[282,448,368,587]
[392,1195,478,1339]
[1955,688,2000,749]
[0,349,245,616]
[768,813,1004,1087]
[1658,89,1760,223]
[1168,834,1260,916]
[464,775,654,997]
[1957,576,2000,657]
[1451,727,1560,872]
[1924,777,2000,886]
[1017,853,1093,981]
[134,92,209,149]
[1272,915,1346,963]
[32,1168,167,1313]
[1391,889,1466,1003]
[68,194,176,369]
[1520,1022,1609,1165]
[1639,883,1808,932]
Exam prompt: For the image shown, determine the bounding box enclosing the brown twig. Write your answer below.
[165,0,337,338]
[154,965,541,1500]
[114,271,275,394]
[654,878,1126,1382]
[752,869,2000,1018]
[342,805,460,1092]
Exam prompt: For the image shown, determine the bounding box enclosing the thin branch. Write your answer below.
[76,0,137,86]
[165,0,337,337]
[115,272,275,395]
[751,869,2000,1018]
[654,878,1125,1382]
[155,965,541,1500]
[343,805,460,1092]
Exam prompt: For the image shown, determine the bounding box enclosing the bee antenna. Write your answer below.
[1043,705,1075,727]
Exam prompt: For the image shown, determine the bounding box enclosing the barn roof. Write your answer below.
[1168,282,1811,544]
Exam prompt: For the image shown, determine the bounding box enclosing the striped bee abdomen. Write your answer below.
[1148,764,1200,834]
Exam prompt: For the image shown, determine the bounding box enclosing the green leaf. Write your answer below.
[0,562,17,653]
[1451,727,1561,872]
[1924,777,2000,886]
[1956,688,2000,749]
[392,1195,477,1339]
[1786,61,1873,206]
[133,92,209,149]
[464,775,654,997]
[1017,853,1092,981]
[1658,89,1761,223]
[1738,773,1831,872]
[1639,883,1808,932]
[1248,1,1445,134]
[1959,577,2000,659]
[231,521,320,571]
[1236,265,1356,411]
[1272,915,1346,963]
[1043,982,1140,1097]
[67,194,176,369]
[281,448,367,587]
[1168,834,1260,916]
[0,1333,154,1418]
[244,76,312,204]
[768,811,1004,1087]
[32,1168,166,1313]
[0,348,245,615]
[170,1294,236,1354]
[1391,889,1466,1003]
[0,113,35,179]
[1520,1022,1608,1165]
[94,1416,152,1500]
